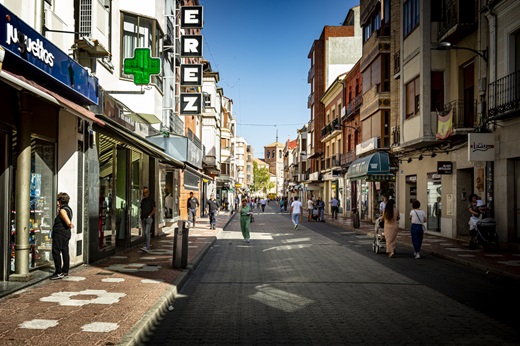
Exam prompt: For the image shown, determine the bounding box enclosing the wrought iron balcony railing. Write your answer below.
[488,70,520,120]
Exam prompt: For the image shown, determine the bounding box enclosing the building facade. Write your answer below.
[306,6,363,202]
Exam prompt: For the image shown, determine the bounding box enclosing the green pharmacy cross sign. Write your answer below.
[123,48,161,85]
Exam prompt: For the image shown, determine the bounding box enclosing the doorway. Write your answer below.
[0,130,10,280]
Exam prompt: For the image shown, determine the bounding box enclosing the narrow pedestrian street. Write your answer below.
[143,203,520,345]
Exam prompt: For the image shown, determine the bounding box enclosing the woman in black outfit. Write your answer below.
[50,192,74,280]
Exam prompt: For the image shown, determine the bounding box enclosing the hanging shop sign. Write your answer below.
[0,3,98,104]
[123,48,161,85]
[181,6,203,28]
[180,64,202,86]
[437,161,453,175]
[180,93,202,115]
[468,133,495,162]
[180,6,203,116]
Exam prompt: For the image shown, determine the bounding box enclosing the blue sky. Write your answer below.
[199,0,359,157]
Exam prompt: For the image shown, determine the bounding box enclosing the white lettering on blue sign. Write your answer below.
[6,22,54,67]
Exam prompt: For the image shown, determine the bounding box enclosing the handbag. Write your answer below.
[378,219,385,228]
[414,210,426,232]
[250,214,255,223]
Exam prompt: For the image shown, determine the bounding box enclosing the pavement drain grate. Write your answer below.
[96,272,115,276]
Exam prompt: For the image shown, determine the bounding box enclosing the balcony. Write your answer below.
[340,151,358,167]
[394,51,400,76]
[488,71,520,121]
[320,119,341,142]
[308,93,314,108]
[439,99,478,134]
[437,0,477,44]
[308,66,314,83]
[203,155,221,174]
[345,94,363,119]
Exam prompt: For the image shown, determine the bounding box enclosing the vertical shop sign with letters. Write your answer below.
[180,6,203,116]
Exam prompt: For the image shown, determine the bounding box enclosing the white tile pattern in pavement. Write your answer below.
[19,319,58,329]
[40,290,126,306]
[81,322,119,333]
[102,278,126,283]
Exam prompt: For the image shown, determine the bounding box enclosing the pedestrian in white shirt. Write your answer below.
[290,196,303,229]
[307,197,314,222]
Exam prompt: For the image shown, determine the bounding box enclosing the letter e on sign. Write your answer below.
[180,64,202,86]
[180,93,202,115]
[181,6,203,29]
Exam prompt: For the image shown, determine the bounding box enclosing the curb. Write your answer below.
[121,212,236,345]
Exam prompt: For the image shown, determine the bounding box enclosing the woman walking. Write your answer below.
[409,199,426,259]
[240,198,252,243]
[383,199,399,258]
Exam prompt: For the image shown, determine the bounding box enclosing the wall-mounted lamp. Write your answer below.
[434,41,487,63]
[418,154,423,161]
[334,123,359,132]
[407,158,412,163]
[431,152,437,158]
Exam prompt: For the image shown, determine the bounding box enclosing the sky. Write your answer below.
[199,0,359,158]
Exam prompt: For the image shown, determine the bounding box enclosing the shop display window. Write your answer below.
[130,149,142,240]
[427,173,442,232]
[98,134,116,250]
[10,137,55,270]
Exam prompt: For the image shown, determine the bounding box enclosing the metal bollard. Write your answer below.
[352,208,360,228]
[173,220,189,269]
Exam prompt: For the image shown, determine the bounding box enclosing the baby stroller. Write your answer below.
[372,217,386,254]
[469,218,499,250]
[312,207,320,221]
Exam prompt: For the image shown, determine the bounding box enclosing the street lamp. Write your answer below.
[435,41,488,63]
[334,123,359,132]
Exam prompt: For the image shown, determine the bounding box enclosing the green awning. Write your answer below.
[346,152,394,181]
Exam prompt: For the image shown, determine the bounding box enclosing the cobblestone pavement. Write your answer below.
[0,203,519,345]
[143,204,520,345]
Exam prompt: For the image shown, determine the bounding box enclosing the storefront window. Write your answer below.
[29,138,55,268]
[98,134,116,250]
[130,150,142,240]
[345,181,352,212]
[360,180,369,220]
[160,167,179,220]
[427,173,442,231]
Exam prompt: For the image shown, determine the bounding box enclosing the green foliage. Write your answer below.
[252,161,274,194]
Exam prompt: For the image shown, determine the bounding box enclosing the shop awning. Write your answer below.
[94,120,184,169]
[0,69,104,126]
[346,152,395,181]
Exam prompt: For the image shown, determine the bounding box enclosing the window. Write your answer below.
[431,71,444,112]
[279,150,282,159]
[203,92,211,108]
[267,150,270,159]
[406,76,420,119]
[121,12,163,84]
[403,0,420,37]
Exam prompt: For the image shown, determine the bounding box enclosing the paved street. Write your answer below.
[143,204,520,345]
[1,202,520,345]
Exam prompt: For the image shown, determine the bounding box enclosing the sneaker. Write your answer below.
[246,239,250,243]
[294,224,297,229]
[50,273,64,280]
[415,253,421,259]
[141,247,150,253]
[62,272,69,277]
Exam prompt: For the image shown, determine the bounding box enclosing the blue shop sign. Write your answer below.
[0,4,98,105]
